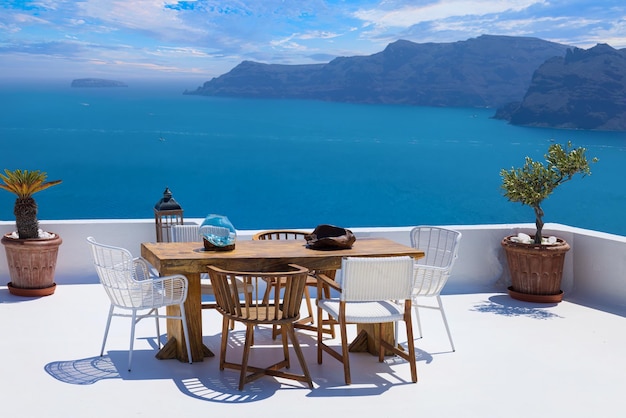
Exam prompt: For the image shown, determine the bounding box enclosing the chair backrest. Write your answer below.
[409,226,462,296]
[339,256,414,302]
[171,224,202,243]
[206,264,309,324]
[87,236,144,308]
[252,230,308,241]
[410,226,461,269]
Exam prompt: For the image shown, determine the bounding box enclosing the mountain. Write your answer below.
[494,44,626,131]
[186,35,569,108]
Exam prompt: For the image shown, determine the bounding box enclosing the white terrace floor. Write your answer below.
[1,282,625,418]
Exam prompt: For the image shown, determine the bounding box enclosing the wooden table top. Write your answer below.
[141,237,424,275]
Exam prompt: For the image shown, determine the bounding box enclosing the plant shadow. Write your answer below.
[471,294,564,319]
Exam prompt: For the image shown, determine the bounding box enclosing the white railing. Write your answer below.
[1,219,625,310]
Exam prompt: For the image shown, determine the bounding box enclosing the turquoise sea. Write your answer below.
[1,80,625,235]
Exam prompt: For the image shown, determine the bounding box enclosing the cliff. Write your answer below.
[494,44,626,131]
[186,35,569,108]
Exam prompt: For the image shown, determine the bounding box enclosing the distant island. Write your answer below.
[186,35,626,131]
[71,78,128,88]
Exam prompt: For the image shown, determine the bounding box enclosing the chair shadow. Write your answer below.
[44,355,121,385]
[305,345,431,398]
[43,330,299,403]
[44,327,423,401]
[471,294,563,319]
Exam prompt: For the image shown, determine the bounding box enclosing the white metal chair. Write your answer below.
[409,226,462,352]
[86,236,192,371]
[316,256,417,385]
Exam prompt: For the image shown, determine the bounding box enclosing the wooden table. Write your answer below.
[141,238,424,362]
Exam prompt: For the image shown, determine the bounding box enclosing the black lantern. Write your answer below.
[154,187,183,242]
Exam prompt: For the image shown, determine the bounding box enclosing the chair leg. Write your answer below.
[413,302,423,339]
[436,295,456,352]
[285,323,313,388]
[100,304,114,357]
[380,306,418,383]
[154,308,161,349]
[280,326,290,367]
[219,316,230,371]
[317,304,324,364]
[404,310,418,383]
[339,320,351,385]
[128,310,137,371]
[239,324,255,391]
[320,284,336,339]
[301,286,314,324]
[378,322,385,363]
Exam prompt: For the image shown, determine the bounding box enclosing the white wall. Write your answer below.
[1,220,625,310]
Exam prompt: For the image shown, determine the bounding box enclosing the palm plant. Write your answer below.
[500,142,597,244]
[0,169,62,239]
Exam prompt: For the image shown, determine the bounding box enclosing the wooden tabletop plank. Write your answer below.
[141,238,424,274]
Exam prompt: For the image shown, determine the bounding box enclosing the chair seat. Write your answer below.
[136,288,184,308]
[317,299,405,323]
[222,305,295,323]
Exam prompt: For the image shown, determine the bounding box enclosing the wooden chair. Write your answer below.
[316,256,417,385]
[252,230,335,339]
[86,236,192,371]
[207,264,313,390]
[409,226,462,351]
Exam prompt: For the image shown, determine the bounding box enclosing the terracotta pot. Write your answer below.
[501,235,570,303]
[2,232,62,297]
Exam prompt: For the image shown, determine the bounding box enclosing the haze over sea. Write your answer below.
[1,80,625,236]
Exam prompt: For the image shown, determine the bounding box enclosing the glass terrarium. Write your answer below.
[199,214,236,251]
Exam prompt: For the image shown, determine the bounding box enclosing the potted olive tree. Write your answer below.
[500,142,597,303]
[0,169,62,296]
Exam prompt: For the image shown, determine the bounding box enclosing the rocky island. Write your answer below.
[71,78,128,88]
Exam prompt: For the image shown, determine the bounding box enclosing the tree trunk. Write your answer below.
[533,205,544,244]
[14,197,39,239]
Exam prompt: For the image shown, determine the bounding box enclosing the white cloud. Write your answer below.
[354,0,545,29]
[2,0,626,79]
[298,31,341,40]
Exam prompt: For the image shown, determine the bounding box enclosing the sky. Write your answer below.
[2,0,626,83]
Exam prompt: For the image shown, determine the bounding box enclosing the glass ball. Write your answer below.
[199,214,236,250]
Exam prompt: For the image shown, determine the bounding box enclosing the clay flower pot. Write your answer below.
[2,232,62,297]
[501,235,570,303]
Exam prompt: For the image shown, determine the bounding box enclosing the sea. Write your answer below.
[1,80,625,236]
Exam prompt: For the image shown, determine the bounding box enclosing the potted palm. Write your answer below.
[500,142,597,303]
[0,169,62,296]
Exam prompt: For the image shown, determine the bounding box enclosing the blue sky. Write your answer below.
[2,0,626,82]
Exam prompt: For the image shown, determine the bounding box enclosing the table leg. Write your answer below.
[156,272,214,362]
[349,323,395,356]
